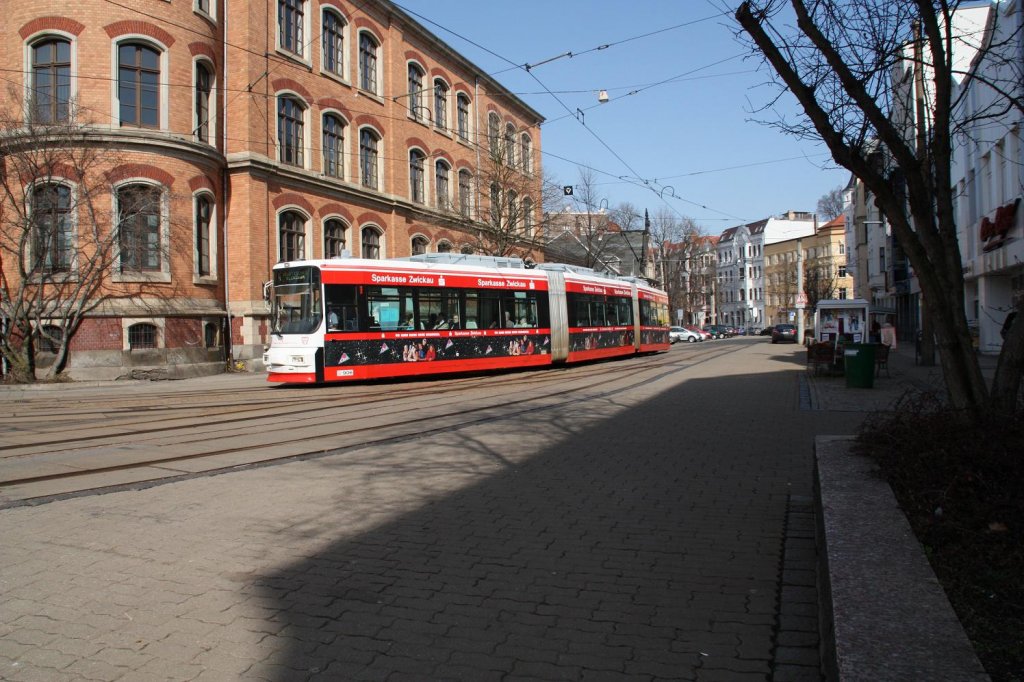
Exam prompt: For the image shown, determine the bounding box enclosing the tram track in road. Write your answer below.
[0,341,747,508]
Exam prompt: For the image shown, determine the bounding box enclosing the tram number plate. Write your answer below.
[337,369,355,377]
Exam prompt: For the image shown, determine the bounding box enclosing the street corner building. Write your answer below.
[0,0,544,380]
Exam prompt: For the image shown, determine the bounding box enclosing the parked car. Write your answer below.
[703,325,730,339]
[771,324,798,344]
[670,326,701,343]
[736,326,747,336]
[686,325,711,341]
[759,326,775,336]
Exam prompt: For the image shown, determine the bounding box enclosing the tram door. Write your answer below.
[545,272,569,362]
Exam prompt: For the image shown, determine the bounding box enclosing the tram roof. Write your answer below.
[275,257,665,293]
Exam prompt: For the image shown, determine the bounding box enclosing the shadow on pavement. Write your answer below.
[251,362,864,680]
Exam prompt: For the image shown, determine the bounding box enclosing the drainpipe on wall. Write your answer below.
[221,0,234,367]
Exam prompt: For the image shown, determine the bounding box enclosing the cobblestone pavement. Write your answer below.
[1,341,868,681]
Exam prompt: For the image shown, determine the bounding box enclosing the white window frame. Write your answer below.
[192,57,217,145]
[23,31,78,125]
[357,29,381,96]
[359,224,384,259]
[111,180,171,283]
[111,37,170,131]
[322,215,349,258]
[320,7,348,82]
[193,190,218,283]
[358,125,383,191]
[26,179,79,279]
[277,207,310,262]
[276,0,311,65]
[406,60,426,122]
[275,91,311,170]
[122,318,164,351]
[321,109,348,180]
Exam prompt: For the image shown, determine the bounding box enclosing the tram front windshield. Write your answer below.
[272,266,323,335]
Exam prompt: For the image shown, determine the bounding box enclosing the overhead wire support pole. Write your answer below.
[524,51,573,72]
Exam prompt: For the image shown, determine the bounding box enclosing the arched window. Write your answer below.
[508,190,519,229]
[322,9,345,77]
[361,226,381,259]
[118,43,160,128]
[195,193,213,276]
[277,95,305,166]
[489,183,500,226]
[488,112,500,159]
[278,210,306,261]
[30,183,72,273]
[434,160,450,209]
[437,240,452,253]
[504,123,516,166]
[409,149,425,203]
[434,79,448,130]
[117,184,162,272]
[128,322,158,349]
[359,128,379,189]
[358,32,378,93]
[520,133,532,173]
[322,113,345,178]
[411,235,428,255]
[458,170,472,218]
[456,93,470,141]
[278,0,305,56]
[407,63,424,120]
[522,196,533,236]
[30,38,71,124]
[324,218,347,257]
[195,62,212,143]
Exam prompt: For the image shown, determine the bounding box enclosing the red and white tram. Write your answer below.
[264,254,670,384]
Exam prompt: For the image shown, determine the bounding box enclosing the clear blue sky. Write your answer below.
[398,0,849,234]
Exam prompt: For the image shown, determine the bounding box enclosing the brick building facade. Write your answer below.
[1,0,543,379]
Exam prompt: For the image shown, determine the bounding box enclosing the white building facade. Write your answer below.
[717,211,816,328]
[952,0,1023,354]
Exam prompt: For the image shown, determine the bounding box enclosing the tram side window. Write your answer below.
[639,300,653,326]
[639,299,668,326]
[417,288,461,329]
[617,298,633,326]
[366,286,414,330]
[567,293,588,327]
[590,297,608,327]
[502,291,539,328]
[466,290,501,329]
[325,284,359,331]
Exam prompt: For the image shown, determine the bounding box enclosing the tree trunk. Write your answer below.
[991,306,1024,415]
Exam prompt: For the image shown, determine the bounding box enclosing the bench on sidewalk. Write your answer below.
[808,342,838,376]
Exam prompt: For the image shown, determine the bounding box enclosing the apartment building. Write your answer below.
[716,211,816,328]
[2,0,544,379]
[952,0,1023,354]
[765,216,854,329]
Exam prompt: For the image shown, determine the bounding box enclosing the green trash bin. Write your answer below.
[844,343,876,388]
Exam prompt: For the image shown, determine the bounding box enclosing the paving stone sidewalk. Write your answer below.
[1,343,865,681]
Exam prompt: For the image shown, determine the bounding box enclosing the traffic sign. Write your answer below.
[795,292,808,308]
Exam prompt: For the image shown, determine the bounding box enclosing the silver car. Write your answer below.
[669,326,701,343]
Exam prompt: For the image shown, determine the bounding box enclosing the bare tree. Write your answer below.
[816,185,845,220]
[736,0,1024,418]
[0,101,181,382]
[647,208,704,316]
[542,168,622,269]
[463,126,546,259]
